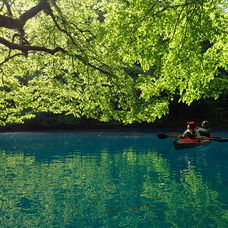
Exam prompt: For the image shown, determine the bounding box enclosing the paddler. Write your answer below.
[197,120,211,138]
[181,121,200,139]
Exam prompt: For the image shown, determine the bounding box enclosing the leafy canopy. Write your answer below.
[0,0,227,125]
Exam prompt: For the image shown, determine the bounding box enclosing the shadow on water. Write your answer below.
[0,130,228,227]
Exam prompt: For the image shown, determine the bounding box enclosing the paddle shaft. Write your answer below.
[157,133,228,142]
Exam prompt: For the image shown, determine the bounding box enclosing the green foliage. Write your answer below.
[0,0,227,125]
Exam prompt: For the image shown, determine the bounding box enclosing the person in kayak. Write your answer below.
[197,120,211,138]
[181,121,200,139]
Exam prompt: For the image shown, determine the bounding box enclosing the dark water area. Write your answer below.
[0,129,228,227]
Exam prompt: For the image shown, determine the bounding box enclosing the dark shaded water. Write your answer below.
[0,130,228,227]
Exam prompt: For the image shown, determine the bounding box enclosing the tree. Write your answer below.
[0,0,227,125]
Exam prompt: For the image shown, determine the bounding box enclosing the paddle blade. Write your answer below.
[157,133,169,139]
[170,132,181,137]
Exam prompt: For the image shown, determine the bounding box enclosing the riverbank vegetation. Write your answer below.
[0,0,227,129]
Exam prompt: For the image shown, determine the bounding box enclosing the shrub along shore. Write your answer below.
[1,98,228,131]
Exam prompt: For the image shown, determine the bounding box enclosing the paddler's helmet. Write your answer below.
[187,121,197,129]
[202,120,209,128]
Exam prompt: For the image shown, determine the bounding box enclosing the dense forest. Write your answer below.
[0,0,227,129]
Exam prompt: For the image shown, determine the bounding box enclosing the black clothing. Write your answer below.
[198,127,211,137]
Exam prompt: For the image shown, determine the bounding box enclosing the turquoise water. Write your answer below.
[0,130,228,227]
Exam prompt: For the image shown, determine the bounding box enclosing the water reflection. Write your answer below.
[0,132,228,227]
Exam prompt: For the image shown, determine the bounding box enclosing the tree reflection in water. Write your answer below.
[0,147,228,227]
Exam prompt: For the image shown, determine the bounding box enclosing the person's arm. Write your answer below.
[181,130,189,138]
[197,128,211,138]
[195,130,201,138]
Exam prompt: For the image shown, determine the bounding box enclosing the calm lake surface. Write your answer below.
[1,130,228,227]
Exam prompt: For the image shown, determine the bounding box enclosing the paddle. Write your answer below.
[157,133,228,142]
[209,137,228,142]
[157,133,180,139]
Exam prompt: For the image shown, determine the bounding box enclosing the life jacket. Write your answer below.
[198,127,211,137]
[183,129,198,139]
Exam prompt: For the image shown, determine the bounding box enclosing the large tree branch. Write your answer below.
[19,0,49,25]
[0,1,66,58]
[0,0,49,30]
[0,37,66,54]
[0,0,52,48]
[0,36,108,75]
[0,14,23,30]
[0,0,113,78]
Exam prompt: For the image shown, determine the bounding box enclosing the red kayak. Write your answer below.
[173,138,211,150]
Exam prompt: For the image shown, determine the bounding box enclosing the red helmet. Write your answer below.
[187,121,196,128]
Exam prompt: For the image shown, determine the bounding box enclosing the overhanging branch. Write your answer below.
[0,0,49,30]
[0,0,113,78]
[0,53,24,67]
[0,37,66,54]
[19,0,49,25]
[0,0,67,60]
[0,15,23,30]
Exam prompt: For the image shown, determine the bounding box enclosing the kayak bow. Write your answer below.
[173,138,211,150]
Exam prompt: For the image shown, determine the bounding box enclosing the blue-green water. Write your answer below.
[0,130,228,227]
